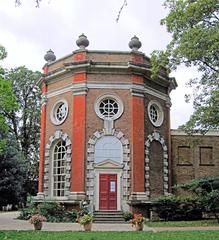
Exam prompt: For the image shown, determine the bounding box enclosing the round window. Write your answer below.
[95,94,123,120]
[50,100,68,125]
[148,100,164,127]
[99,99,119,118]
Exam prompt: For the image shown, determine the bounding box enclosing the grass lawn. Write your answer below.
[147,220,219,227]
[1,231,219,240]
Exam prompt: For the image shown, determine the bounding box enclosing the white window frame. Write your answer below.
[94,94,124,120]
[148,100,164,127]
[50,99,68,125]
[52,140,67,197]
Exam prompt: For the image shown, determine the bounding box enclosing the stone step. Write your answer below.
[93,211,125,223]
[94,211,123,215]
[94,221,126,223]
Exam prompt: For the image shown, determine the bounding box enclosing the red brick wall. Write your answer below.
[131,96,145,192]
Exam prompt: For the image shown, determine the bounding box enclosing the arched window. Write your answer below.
[53,140,67,197]
[95,136,122,163]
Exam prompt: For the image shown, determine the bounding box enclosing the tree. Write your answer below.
[151,0,219,131]
[0,132,26,208]
[3,66,42,196]
[0,46,27,208]
[0,46,18,152]
[0,46,41,205]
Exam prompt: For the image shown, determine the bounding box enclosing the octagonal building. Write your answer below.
[36,35,178,215]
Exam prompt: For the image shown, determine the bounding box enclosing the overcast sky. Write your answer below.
[0,0,195,128]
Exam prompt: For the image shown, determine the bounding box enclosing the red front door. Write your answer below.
[99,174,117,210]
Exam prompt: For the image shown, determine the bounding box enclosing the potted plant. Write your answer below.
[29,214,47,230]
[130,213,145,231]
[123,211,134,222]
[78,213,93,231]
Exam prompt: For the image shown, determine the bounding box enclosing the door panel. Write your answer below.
[108,175,117,210]
[99,174,117,210]
[99,174,108,210]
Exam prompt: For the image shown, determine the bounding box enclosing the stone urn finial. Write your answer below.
[44,49,56,63]
[128,36,142,51]
[76,33,89,49]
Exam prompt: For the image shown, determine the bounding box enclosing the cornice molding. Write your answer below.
[42,61,171,88]
[46,82,170,101]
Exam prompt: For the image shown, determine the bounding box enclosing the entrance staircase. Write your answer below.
[93,211,125,223]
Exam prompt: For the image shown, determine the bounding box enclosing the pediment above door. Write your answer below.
[94,159,123,169]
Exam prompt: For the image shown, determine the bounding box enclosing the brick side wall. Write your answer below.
[45,92,73,144]
[144,95,171,198]
[87,73,131,83]
[171,134,219,188]
[86,88,132,143]
[47,76,72,92]
[149,141,164,198]
[144,96,169,140]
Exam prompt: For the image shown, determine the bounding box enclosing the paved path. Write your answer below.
[0,212,154,231]
[1,212,219,232]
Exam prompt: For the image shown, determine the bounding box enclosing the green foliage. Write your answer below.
[65,209,78,222]
[201,190,219,216]
[178,176,219,221]
[18,203,38,220]
[150,50,170,80]
[77,208,89,217]
[4,66,41,159]
[152,195,202,221]
[3,66,42,197]
[37,202,66,222]
[152,0,219,130]
[181,89,219,133]
[79,214,93,225]
[18,202,78,223]
[0,46,18,152]
[0,45,7,60]
[178,176,219,196]
[123,211,134,221]
[0,133,26,208]
[0,79,18,152]
[0,47,40,205]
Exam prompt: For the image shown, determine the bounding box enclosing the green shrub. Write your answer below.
[123,211,133,221]
[37,202,66,222]
[18,202,78,223]
[178,176,219,222]
[65,210,78,222]
[152,195,202,221]
[18,203,38,220]
[77,208,89,218]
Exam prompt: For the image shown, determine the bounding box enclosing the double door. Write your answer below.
[99,174,117,210]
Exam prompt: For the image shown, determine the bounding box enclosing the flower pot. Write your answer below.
[33,222,43,230]
[83,222,92,231]
[135,223,144,231]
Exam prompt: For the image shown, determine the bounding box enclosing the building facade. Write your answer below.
[35,35,219,212]
[171,130,219,188]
